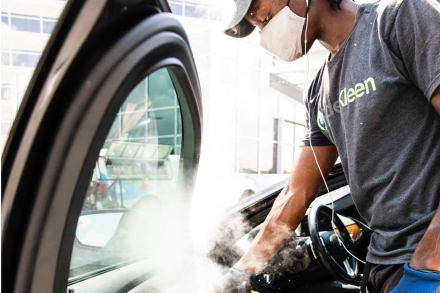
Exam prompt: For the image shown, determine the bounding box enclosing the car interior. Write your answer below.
[207,164,372,293]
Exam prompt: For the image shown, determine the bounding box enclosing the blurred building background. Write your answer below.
[2,0,373,205]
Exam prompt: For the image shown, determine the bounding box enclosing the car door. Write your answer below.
[2,1,202,293]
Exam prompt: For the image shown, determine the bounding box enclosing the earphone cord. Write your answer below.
[304,0,366,266]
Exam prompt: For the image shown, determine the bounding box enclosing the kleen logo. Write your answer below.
[317,110,327,131]
[339,77,377,107]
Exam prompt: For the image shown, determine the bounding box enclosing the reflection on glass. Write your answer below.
[239,138,258,174]
[70,68,183,280]
[76,213,124,247]
[148,69,176,109]
[177,109,182,135]
[260,142,278,174]
[153,109,175,136]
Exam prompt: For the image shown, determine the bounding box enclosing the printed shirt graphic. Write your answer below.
[302,0,440,265]
[317,110,327,131]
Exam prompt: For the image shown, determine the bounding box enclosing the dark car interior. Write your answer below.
[210,163,373,293]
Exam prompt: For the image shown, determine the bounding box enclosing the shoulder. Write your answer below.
[375,0,440,30]
[369,0,402,40]
[372,0,440,45]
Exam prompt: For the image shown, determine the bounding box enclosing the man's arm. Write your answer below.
[234,145,339,274]
[409,87,440,271]
[430,86,440,115]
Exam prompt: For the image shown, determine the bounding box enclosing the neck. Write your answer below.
[316,0,358,57]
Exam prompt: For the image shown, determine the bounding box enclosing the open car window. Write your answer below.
[69,68,182,281]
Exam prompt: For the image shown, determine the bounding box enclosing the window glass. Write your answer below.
[239,41,260,68]
[294,124,305,144]
[177,108,182,135]
[239,111,258,138]
[170,3,183,16]
[209,6,221,21]
[42,19,57,34]
[281,144,294,174]
[154,109,176,136]
[12,51,41,67]
[1,52,10,66]
[11,15,40,33]
[260,117,278,141]
[1,86,11,100]
[194,56,210,101]
[239,138,258,174]
[184,5,208,19]
[221,59,238,104]
[1,15,8,28]
[69,68,183,280]
[259,142,278,174]
[147,69,177,109]
[260,89,278,117]
[283,121,294,144]
[238,68,259,112]
[279,96,295,121]
[189,31,210,56]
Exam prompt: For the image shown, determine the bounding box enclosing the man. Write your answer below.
[221,0,440,292]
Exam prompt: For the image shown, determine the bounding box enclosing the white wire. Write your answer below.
[304,0,366,266]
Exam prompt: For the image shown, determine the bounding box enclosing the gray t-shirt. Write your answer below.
[303,0,440,265]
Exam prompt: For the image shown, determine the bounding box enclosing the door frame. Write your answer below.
[2,6,202,293]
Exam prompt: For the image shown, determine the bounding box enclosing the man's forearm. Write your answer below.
[234,185,316,274]
[234,145,338,275]
[410,201,440,271]
[411,87,440,270]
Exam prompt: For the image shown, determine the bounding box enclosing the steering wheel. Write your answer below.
[308,205,359,284]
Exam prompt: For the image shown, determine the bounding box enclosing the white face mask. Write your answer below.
[259,5,306,62]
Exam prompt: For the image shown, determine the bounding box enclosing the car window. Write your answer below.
[69,68,182,281]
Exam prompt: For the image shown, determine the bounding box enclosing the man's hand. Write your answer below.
[409,201,440,272]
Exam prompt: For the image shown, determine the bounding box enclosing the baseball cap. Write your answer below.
[224,0,256,38]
